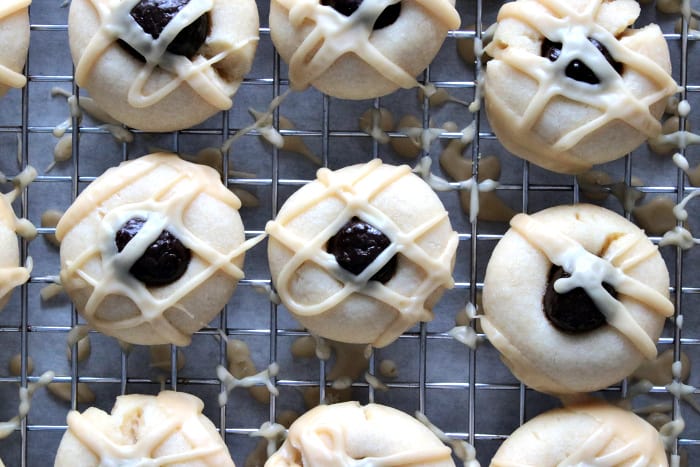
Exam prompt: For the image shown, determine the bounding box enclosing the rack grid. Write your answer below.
[0,0,698,465]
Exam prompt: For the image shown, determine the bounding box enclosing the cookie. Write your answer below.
[269,0,460,99]
[54,391,234,467]
[68,0,259,131]
[0,193,30,311]
[266,401,455,467]
[482,204,673,394]
[0,1,31,98]
[483,0,678,174]
[266,160,458,348]
[491,401,667,467]
[56,153,251,346]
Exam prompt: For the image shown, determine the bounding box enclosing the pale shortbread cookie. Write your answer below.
[482,204,673,394]
[0,1,30,98]
[68,0,259,131]
[56,153,250,346]
[54,391,235,467]
[266,160,458,348]
[266,401,455,467]
[491,401,668,467]
[483,0,678,174]
[269,0,460,100]
[0,188,30,311]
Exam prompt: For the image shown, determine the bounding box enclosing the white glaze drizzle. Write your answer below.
[658,190,700,250]
[413,156,498,223]
[448,325,479,349]
[216,363,280,406]
[649,130,700,151]
[659,227,696,250]
[485,0,680,172]
[563,424,659,466]
[274,0,460,91]
[65,391,233,466]
[221,90,292,153]
[0,371,54,439]
[0,0,30,90]
[251,422,287,458]
[510,213,674,359]
[76,0,258,110]
[56,154,263,346]
[491,405,666,467]
[265,159,458,348]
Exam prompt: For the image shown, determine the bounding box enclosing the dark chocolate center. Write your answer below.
[326,217,397,283]
[541,37,623,85]
[119,0,210,61]
[115,217,191,287]
[320,0,401,30]
[543,265,612,334]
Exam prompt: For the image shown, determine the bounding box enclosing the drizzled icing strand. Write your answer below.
[415,411,480,467]
[559,425,652,465]
[275,0,459,91]
[76,0,258,109]
[0,0,30,89]
[265,159,458,348]
[0,371,54,439]
[510,213,673,359]
[64,391,233,466]
[56,154,262,346]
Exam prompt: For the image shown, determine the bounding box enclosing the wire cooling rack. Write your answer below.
[0,0,698,465]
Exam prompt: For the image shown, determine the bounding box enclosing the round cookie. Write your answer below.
[266,401,455,466]
[54,391,235,467]
[56,153,250,346]
[491,401,668,466]
[266,160,458,348]
[482,204,673,394]
[483,0,679,174]
[269,0,460,100]
[0,1,30,98]
[68,0,259,131]
[0,193,30,311]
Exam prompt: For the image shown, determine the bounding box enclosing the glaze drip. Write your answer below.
[0,0,30,90]
[320,0,401,29]
[120,0,211,60]
[326,216,397,284]
[541,36,623,85]
[511,213,674,359]
[75,0,258,110]
[0,173,34,310]
[274,0,460,91]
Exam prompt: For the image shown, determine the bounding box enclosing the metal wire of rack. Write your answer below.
[0,0,698,465]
